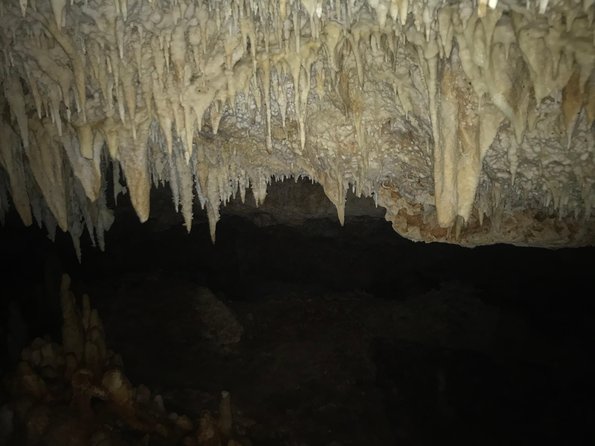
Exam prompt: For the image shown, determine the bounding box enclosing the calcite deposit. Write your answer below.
[4,274,247,445]
[0,0,594,251]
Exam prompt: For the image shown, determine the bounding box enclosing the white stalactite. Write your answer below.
[0,0,591,251]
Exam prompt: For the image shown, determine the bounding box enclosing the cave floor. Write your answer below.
[86,272,594,446]
[2,202,595,445]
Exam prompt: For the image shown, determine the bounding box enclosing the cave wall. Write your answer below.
[0,0,594,253]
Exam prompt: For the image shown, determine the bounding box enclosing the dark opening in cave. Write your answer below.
[1,178,594,445]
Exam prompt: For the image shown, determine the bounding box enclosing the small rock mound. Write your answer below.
[193,288,244,346]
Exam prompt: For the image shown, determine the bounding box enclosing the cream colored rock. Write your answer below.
[0,0,592,248]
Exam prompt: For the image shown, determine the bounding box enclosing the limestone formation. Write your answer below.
[0,0,593,248]
[4,274,248,445]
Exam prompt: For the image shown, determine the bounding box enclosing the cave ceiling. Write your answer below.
[0,0,594,256]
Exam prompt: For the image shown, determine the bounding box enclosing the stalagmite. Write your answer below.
[60,274,84,363]
[0,0,593,250]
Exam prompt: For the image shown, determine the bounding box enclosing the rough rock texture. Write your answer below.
[0,0,594,250]
[193,287,244,346]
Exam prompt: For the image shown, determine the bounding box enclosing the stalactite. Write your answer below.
[562,69,584,148]
[0,122,32,226]
[116,112,152,223]
[0,0,593,250]
[63,124,102,202]
[4,76,30,151]
[435,56,459,227]
[174,144,195,231]
[26,119,69,232]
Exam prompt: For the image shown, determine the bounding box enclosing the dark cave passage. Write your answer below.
[1,179,595,445]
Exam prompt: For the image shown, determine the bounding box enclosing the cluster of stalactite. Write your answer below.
[0,0,594,253]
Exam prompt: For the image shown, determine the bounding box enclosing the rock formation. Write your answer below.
[0,0,594,250]
[5,274,247,445]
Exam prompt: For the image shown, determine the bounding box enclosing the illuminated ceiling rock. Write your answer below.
[0,0,594,255]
